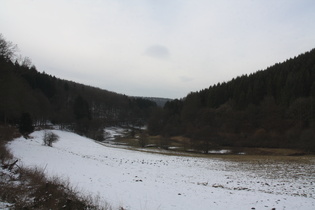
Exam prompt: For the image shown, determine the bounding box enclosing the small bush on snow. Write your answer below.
[43,131,59,147]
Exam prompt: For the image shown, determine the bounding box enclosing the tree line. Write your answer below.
[148,48,315,152]
[0,34,157,139]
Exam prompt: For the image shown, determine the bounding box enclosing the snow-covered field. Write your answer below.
[7,130,315,210]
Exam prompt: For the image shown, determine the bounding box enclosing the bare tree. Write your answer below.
[0,34,18,62]
[43,131,59,147]
[21,56,32,68]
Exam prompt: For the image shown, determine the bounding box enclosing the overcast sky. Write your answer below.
[1,0,315,99]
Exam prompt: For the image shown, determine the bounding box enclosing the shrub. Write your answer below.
[0,125,16,163]
[43,131,59,147]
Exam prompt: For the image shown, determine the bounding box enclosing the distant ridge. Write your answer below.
[134,97,172,107]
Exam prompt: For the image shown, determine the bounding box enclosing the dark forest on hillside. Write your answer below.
[0,34,156,140]
[1,33,315,152]
[148,49,315,152]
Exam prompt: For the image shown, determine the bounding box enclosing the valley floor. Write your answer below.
[7,130,315,210]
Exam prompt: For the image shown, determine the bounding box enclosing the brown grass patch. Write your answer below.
[170,136,190,143]
[1,166,111,209]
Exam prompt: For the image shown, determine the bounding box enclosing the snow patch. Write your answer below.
[104,127,129,141]
[0,202,14,210]
[208,149,231,154]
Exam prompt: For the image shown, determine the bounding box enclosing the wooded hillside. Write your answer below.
[148,48,315,152]
[0,34,156,140]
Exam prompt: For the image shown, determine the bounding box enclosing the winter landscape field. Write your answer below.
[6,129,315,210]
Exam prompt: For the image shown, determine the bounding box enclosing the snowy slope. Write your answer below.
[7,130,315,210]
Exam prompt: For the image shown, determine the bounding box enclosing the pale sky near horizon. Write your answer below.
[1,0,315,99]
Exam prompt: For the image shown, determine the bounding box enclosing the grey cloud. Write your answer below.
[145,45,170,59]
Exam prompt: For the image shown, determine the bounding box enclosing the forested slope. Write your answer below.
[0,34,156,140]
[148,48,315,152]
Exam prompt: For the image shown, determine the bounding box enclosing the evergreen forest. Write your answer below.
[148,48,315,152]
[0,34,157,140]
